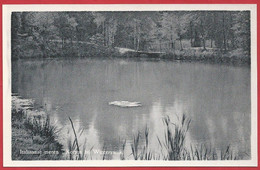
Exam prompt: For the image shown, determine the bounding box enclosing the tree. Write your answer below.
[160,12,177,52]
[189,11,210,50]
[11,11,251,59]
[231,11,250,52]
[53,13,78,49]
[71,12,97,42]
[175,12,189,50]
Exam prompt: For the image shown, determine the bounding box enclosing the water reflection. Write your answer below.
[12,58,251,159]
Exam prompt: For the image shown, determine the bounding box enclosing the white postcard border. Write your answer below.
[3,4,258,167]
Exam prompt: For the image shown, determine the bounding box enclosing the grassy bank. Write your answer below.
[12,94,242,160]
[163,48,250,65]
[11,94,63,160]
[120,47,250,65]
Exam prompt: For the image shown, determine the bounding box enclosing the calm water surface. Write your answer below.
[12,58,251,159]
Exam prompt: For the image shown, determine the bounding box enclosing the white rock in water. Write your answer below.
[109,101,142,107]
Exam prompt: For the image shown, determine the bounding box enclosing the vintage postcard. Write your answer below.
[2,4,257,167]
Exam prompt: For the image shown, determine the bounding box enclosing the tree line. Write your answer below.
[11,11,250,58]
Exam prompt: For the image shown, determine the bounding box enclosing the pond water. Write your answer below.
[12,58,251,160]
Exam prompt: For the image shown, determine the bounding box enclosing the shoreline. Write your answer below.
[12,47,250,66]
[11,94,63,160]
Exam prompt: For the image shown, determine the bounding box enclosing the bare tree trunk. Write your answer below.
[137,37,140,51]
[106,23,109,47]
[108,24,111,47]
[190,21,193,47]
[179,38,183,51]
[159,40,162,52]
[103,21,105,46]
[200,18,206,51]
[62,37,64,50]
[222,12,227,51]
[202,38,206,51]
[128,35,130,48]
[133,20,136,50]
[229,12,235,49]
[112,33,114,47]
[171,34,174,52]
[136,26,140,51]
[173,41,175,52]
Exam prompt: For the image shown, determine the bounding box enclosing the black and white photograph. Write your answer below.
[3,4,257,166]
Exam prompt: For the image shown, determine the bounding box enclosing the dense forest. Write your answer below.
[11,11,250,61]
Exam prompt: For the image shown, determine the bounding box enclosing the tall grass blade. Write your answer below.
[68,116,81,160]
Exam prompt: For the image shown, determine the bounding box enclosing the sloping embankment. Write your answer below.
[11,94,63,160]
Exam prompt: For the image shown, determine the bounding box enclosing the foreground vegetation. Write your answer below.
[11,11,250,64]
[12,94,63,160]
[12,94,241,160]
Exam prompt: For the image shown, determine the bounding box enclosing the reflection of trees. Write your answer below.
[13,58,250,159]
